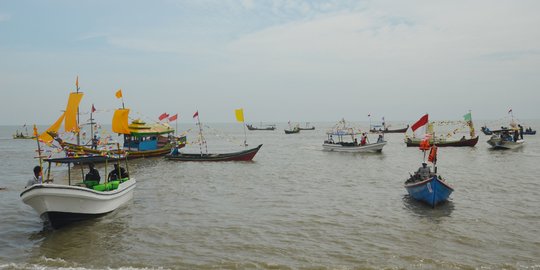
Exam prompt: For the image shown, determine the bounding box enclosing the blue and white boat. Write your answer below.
[404,175,453,207]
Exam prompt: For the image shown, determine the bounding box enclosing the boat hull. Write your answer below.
[165,144,262,162]
[20,179,136,228]
[322,141,386,152]
[487,137,524,149]
[61,142,173,160]
[298,127,315,130]
[370,125,409,133]
[404,176,453,207]
[405,136,479,147]
[284,129,300,134]
[246,125,275,131]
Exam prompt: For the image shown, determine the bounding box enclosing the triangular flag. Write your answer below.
[115,89,123,99]
[158,113,169,121]
[193,111,199,118]
[91,104,96,113]
[169,114,178,121]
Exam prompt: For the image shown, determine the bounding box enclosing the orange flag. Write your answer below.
[33,124,38,137]
[115,89,123,99]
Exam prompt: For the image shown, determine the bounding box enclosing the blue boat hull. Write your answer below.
[404,176,454,207]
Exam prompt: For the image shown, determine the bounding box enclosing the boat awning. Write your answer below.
[44,155,111,164]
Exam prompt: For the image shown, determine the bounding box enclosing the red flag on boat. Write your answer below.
[169,114,178,121]
[91,104,96,113]
[428,145,438,163]
[411,114,429,132]
[193,111,199,118]
[158,113,169,121]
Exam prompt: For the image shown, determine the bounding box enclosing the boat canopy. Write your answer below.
[44,155,114,164]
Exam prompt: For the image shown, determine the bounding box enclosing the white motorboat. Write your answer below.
[322,141,387,152]
[486,129,524,150]
[322,119,386,153]
[20,155,136,228]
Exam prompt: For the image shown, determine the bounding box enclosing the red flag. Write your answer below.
[193,111,199,118]
[411,114,429,132]
[508,108,512,114]
[158,113,169,121]
[91,104,96,113]
[169,114,178,121]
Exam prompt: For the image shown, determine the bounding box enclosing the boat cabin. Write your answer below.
[123,119,174,151]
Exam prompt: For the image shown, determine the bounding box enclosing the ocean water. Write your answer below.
[1,121,539,270]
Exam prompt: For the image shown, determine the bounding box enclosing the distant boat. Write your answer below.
[524,128,536,135]
[284,124,300,134]
[166,144,262,162]
[486,129,524,149]
[322,119,386,152]
[404,142,453,207]
[298,122,315,130]
[12,125,35,139]
[167,111,262,162]
[370,124,409,133]
[246,123,276,131]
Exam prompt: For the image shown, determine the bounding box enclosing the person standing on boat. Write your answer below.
[518,124,524,140]
[85,163,100,182]
[26,166,42,187]
[360,133,367,146]
[513,129,519,142]
[91,135,99,150]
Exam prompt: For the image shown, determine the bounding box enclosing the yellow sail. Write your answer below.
[64,92,84,132]
[112,109,131,134]
[39,113,66,143]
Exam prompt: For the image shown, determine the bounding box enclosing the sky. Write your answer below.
[1,0,539,126]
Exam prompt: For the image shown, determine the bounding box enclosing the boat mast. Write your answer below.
[196,111,207,155]
[89,104,95,144]
[76,77,81,146]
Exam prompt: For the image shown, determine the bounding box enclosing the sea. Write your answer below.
[1,121,539,270]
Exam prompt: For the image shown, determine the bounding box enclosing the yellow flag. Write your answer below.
[235,108,244,122]
[115,89,123,99]
[112,109,131,134]
[33,124,38,137]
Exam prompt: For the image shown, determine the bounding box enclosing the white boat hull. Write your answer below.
[487,137,524,149]
[322,141,387,152]
[20,179,136,228]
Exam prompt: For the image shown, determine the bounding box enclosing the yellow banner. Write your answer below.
[235,108,244,122]
[115,89,123,99]
[39,113,66,143]
[64,92,84,132]
[112,109,131,134]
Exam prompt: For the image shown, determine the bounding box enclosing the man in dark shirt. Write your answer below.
[108,164,128,181]
[85,163,100,182]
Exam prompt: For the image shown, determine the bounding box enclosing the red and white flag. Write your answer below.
[508,108,513,114]
[411,114,429,132]
[193,111,199,118]
[158,113,169,121]
[169,114,178,121]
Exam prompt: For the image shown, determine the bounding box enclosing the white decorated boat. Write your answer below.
[322,119,386,153]
[20,155,136,228]
[487,129,524,149]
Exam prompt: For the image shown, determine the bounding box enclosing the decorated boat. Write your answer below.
[405,112,478,147]
[322,119,386,152]
[404,139,453,207]
[166,144,262,161]
[20,151,136,228]
[167,110,262,162]
[370,125,409,133]
[486,129,524,149]
[246,123,276,130]
[53,90,180,160]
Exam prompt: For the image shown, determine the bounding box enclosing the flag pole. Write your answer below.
[242,119,247,148]
[76,76,81,146]
[33,125,43,184]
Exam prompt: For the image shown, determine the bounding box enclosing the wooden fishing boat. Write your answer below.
[404,142,453,207]
[405,136,479,147]
[523,128,536,135]
[370,125,409,133]
[405,175,454,207]
[298,122,315,130]
[13,125,36,139]
[166,144,262,162]
[486,129,524,149]
[284,126,300,134]
[246,124,276,131]
[20,155,136,228]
